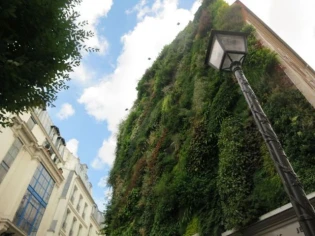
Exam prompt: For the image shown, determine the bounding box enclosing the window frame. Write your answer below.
[26,116,37,130]
[14,164,55,235]
[0,138,23,183]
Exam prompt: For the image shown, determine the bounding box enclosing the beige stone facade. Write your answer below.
[235,0,315,108]
[0,108,103,235]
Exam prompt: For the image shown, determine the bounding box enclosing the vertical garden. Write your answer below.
[104,0,315,235]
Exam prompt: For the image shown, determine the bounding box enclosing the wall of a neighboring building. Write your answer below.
[55,168,102,236]
[235,0,315,108]
[91,215,102,235]
[45,128,103,236]
[0,112,64,235]
[91,208,104,235]
[0,122,38,220]
[0,109,104,235]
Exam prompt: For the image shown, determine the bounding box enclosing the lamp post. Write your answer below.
[205,30,315,235]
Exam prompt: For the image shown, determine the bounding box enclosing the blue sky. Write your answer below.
[48,0,315,211]
[48,0,201,210]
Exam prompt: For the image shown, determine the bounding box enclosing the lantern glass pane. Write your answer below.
[222,55,232,70]
[209,38,224,69]
[228,53,244,63]
[218,34,245,52]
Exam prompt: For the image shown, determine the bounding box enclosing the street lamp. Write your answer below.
[205,30,315,236]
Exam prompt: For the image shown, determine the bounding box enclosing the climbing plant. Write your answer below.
[104,0,315,235]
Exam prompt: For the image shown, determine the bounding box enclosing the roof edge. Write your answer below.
[233,0,315,74]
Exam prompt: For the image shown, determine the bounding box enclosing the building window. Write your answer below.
[55,137,61,149]
[0,138,23,183]
[62,209,71,231]
[82,203,87,219]
[13,164,55,235]
[69,217,77,236]
[76,195,82,213]
[88,224,93,236]
[40,111,51,134]
[26,116,36,130]
[59,144,65,158]
[70,186,77,203]
[48,127,55,140]
[78,225,82,236]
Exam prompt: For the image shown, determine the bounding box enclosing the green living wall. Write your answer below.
[104,0,315,235]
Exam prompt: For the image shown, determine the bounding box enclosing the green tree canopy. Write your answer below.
[0,0,97,126]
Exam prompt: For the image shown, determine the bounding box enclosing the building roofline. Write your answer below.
[74,175,96,205]
[233,0,315,74]
[91,210,104,228]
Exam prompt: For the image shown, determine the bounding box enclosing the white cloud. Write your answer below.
[97,135,116,166]
[91,158,105,170]
[79,0,200,132]
[104,188,113,203]
[57,103,75,120]
[79,0,201,169]
[70,0,112,83]
[125,0,148,18]
[267,0,315,70]
[94,188,112,212]
[94,197,106,212]
[91,135,116,169]
[70,62,96,84]
[66,138,79,157]
[77,0,112,25]
[75,0,113,54]
[191,0,202,14]
[98,175,109,188]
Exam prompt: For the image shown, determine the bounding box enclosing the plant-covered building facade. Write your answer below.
[104,0,315,235]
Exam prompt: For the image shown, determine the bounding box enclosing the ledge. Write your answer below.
[222,192,315,236]
[0,218,27,236]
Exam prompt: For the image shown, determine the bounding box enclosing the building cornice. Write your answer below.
[12,116,64,185]
[74,176,95,205]
[90,213,102,229]
[12,116,37,147]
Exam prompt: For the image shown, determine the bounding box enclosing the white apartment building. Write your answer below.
[0,108,104,235]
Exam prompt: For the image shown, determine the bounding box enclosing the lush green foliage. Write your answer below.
[0,0,97,126]
[104,0,315,235]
